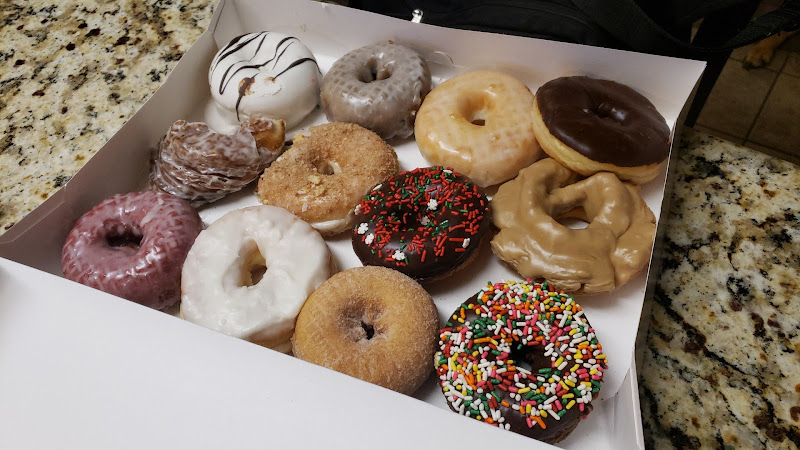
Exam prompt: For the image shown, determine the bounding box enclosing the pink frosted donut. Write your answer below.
[61,191,202,310]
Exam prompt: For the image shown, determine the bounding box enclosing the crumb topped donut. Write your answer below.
[293,266,439,395]
[321,42,431,140]
[415,71,541,187]
[256,122,399,236]
[533,76,671,184]
[352,166,490,281]
[436,280,607,443]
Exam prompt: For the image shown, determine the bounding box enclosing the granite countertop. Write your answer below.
[1,1,798,448]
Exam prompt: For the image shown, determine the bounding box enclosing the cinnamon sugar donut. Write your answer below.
[150,118,285,207]
[532,76,671,184]
[256,122,399,236]
[491,158,656,294]
[415,71,541,187]
[292,266,439,395]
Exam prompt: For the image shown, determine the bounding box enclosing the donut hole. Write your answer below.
[593,102,626,123]
[459,96,488,127]
[339,302,384,342]
[359,58,394,83]
[554,207,590,229]
[106,229,143,251]
[239,243,268,287]
[313,159,341,176]
[361,322,376,340]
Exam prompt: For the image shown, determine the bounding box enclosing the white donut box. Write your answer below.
[0,1,705,448]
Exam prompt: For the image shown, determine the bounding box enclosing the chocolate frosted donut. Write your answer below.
[321,42,431,140]
[62,191,202,310]
[352,166,490,281]
[533,76,671,184]
[435,280,607,443]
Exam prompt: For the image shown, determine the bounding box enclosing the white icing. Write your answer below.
[208,32,321,129]
[181,206,331,351]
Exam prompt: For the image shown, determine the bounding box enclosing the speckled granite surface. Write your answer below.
[639,132,800,448]
[1,1,799,449]
[0,0,214,232]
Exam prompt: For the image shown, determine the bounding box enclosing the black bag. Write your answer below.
[348,0,800,58]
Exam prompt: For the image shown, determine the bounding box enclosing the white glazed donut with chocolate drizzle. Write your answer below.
[208,32,322,129]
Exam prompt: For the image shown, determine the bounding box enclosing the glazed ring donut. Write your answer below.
[352,166,490,281]
[415,70,541,187]
[180,205,332,353]
[532,76,671,184]
[292,266,439,395]
[490,158,656,294]
[208,32,321,130]
[256,122,399,236]
[436,280,607,444]
[321,42,431,140]
[61,191,202,310]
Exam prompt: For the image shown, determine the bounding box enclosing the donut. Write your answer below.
[320,42,431,140]
[532,76,671,184]
[150,118,285,207]
[61,191,202,310]
[256,122,399,236]
[180,205,332,353]
[292,266,439,395]
[352,166,490,281]
[208,32,321,131]
[491,158,656,294]
[415,71,541,187]
[435,280,607,443]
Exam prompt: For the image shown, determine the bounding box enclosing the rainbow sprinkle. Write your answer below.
[435,280,607,433]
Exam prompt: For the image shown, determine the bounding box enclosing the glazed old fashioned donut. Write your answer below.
[292,266,439,395]
[491,158,656,294]
[532,76,671,184]
[256,122,399,236]
[321,42,431,140]
[181,205,332,353]
[415,71,541,187]
[61,191,202,310]
[150,118,285,207]
[352,166,490,281]
[208,32,321,131]
[436,280,607,443]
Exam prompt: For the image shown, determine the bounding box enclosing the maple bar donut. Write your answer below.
[532,76,671,184]
[62,191,202,310]
[491,158,656,294]
[415,70,541,187]
[208,32,321,130]
[150,118,285,207]
[180,205,332,353]
[292,266,439,395]
[321,42,432,140]
[257,122,399,236]
[436,280,607,443]
[352,166,490,281]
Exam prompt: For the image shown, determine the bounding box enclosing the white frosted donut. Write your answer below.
[208,32,322,130]
[180,205,332,352]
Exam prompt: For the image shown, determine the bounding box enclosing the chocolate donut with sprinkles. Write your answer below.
[435,280,607,443]
[351,166,490,281]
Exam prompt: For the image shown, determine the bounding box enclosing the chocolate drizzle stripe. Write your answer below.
[212,33,267,94]
[218,35,297,95]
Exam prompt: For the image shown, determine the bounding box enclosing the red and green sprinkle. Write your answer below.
[435,280,608,431]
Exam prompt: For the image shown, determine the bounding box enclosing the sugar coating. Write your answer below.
[293,266,439,395]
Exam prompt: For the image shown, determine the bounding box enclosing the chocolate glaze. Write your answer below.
[351,167,489,281]
[536,76,670,167]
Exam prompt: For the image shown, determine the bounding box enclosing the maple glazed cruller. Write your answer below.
[321,42,431,140]
[491,159,656,294]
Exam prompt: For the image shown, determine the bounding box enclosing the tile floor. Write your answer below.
[694,33,800,165]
